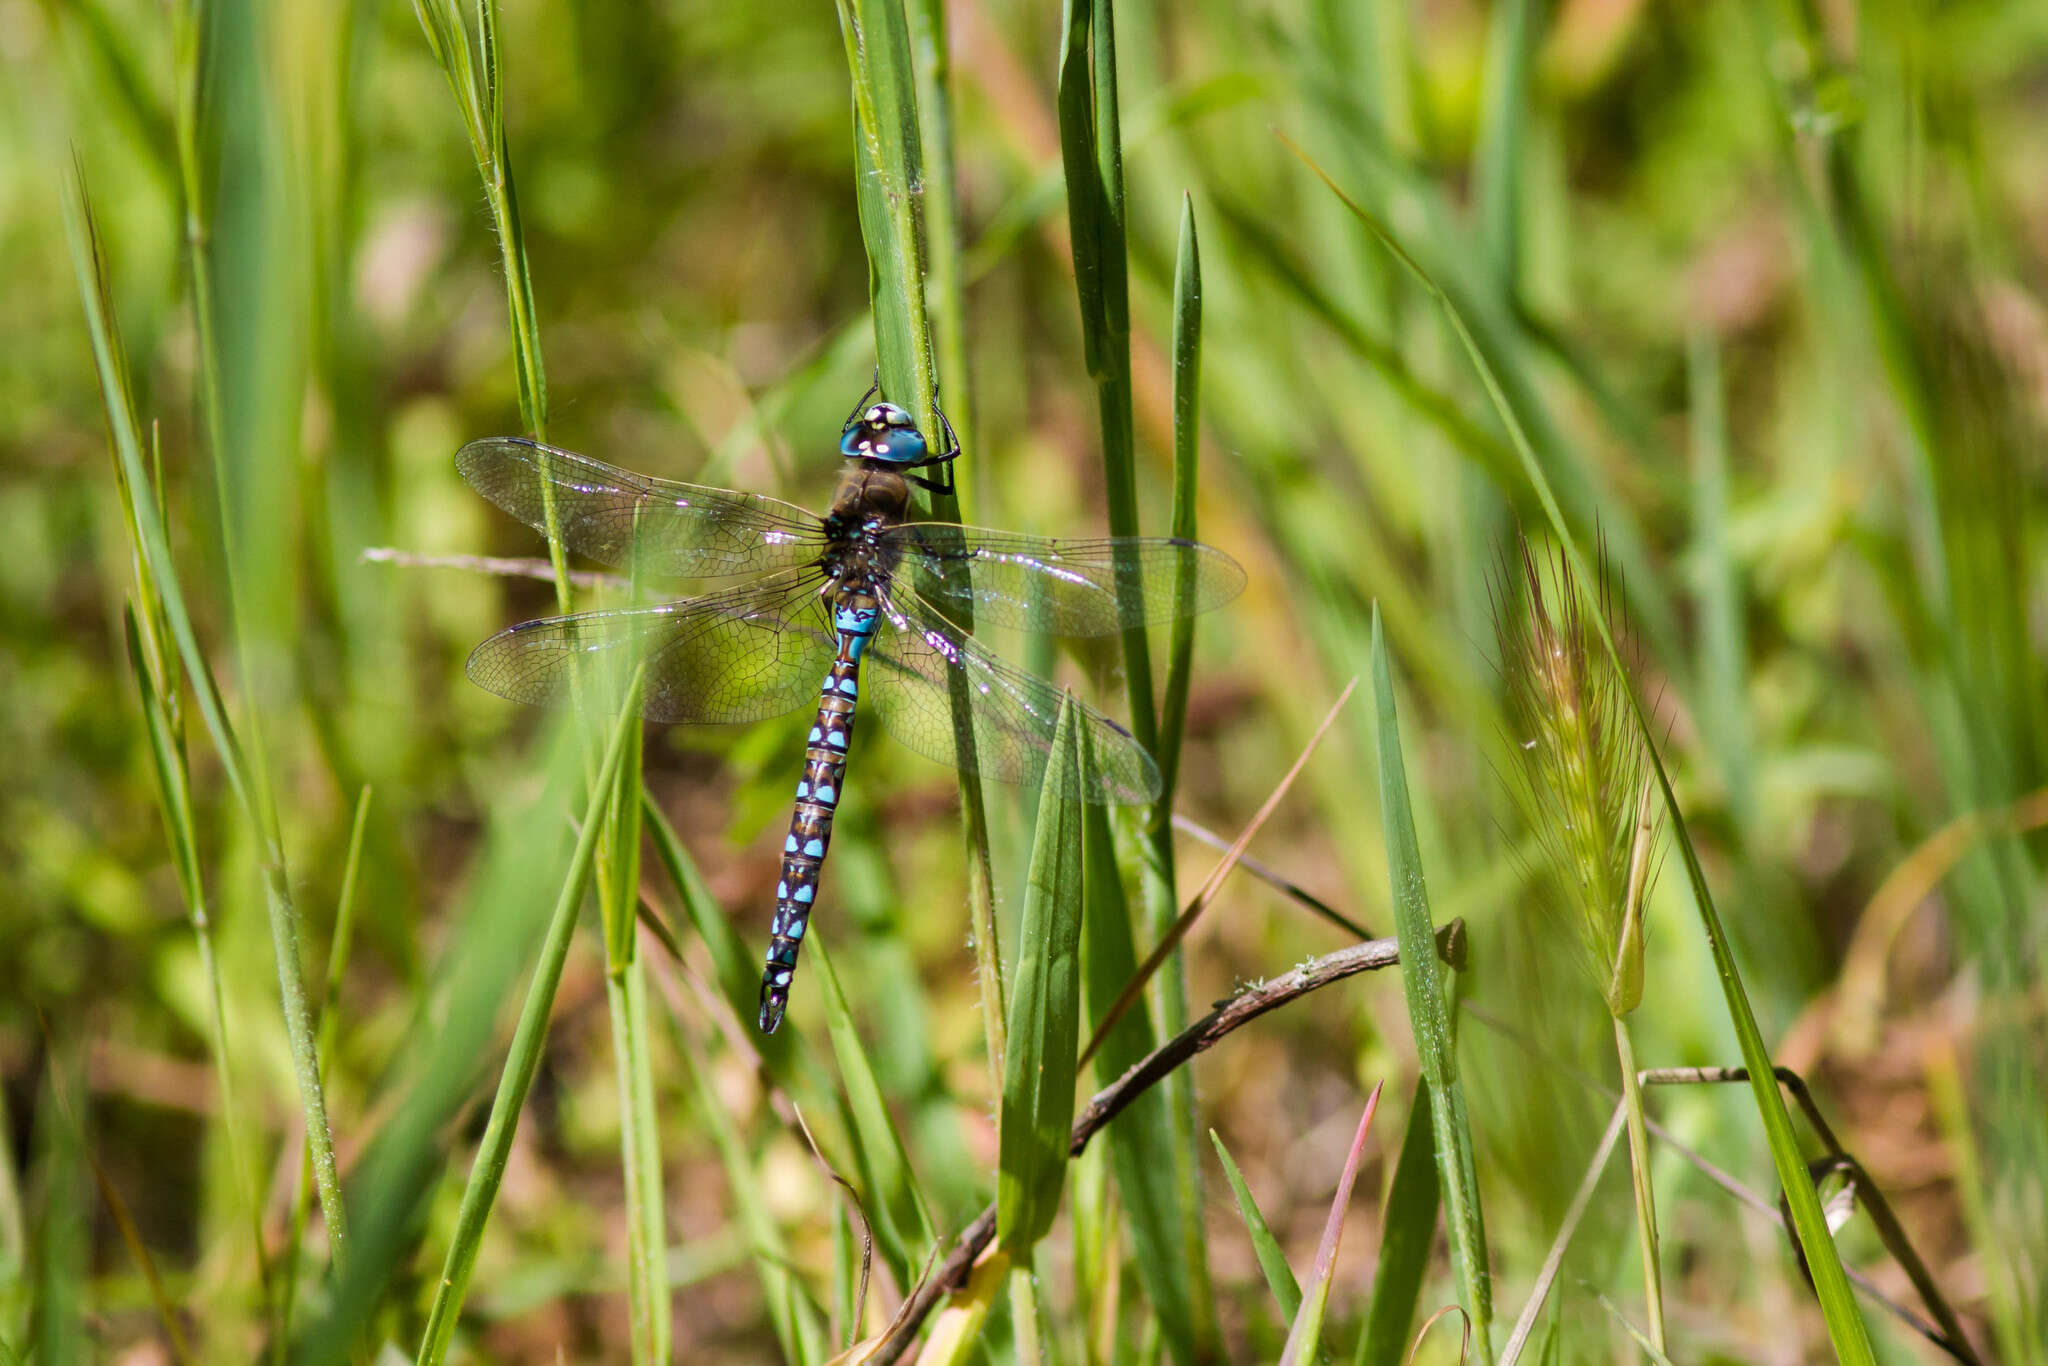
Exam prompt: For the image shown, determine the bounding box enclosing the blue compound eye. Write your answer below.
[840,402,930,464]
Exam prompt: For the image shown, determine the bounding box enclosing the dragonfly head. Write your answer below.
[839,402,930,466]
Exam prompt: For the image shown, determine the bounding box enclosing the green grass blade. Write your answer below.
[837,0,1005,1082]
[609,957,670,1365]
[998,698,1088,1253]
[1279,1082,1384,1366]
[66,169,349,1272]
[596,671,666,1364]
[1208,1130,1301,1323]
[809,933,936,1291]
[31,1049,87,1366]
[667,1011,829,1364]
[1471,0,1536,284]
[904,0,973,516]
[1355,1083,1439,1366]
[1314,157,1878,1361]
[414,683,643,1366]
[1687,332,1756,836]
[1369,610,1493,1356]
[1154,195,1202,813]
[1058,0,1155,754]
[1059,11,1215,1349]
[1080,795,1206,1364]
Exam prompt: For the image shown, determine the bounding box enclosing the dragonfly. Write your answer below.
[458,390,1243,1032]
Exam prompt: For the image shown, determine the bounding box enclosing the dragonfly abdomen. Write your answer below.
[758,597,878,1033]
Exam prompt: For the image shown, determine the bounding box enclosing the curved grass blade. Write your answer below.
[664,1002,830,1365]
[413,681,643,1365]
[67,169,348,1273]
[835,0,1005,1082]
[1306,149,1877,1362]
[811,934,938,1291]
[997,698,1088,1254]
[1209,1130,1300,1323]
[1155,194,1202,814]
[1354,1082,1439,1366]
[1278,1081,1384,1366]
[1369,611,1493,1356]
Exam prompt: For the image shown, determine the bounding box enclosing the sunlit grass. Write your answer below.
[9,0,2043,1360]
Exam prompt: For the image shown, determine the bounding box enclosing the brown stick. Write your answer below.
[872,920,1465,1364]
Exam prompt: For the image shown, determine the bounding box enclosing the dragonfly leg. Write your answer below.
[841,373,881,430]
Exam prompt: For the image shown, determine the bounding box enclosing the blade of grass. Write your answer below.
[1499,1103,1627,1365]
[810,933,937,1292]
[31,1044,87,1366]
[1208,1130,1301,1323]
[1686,331,1756,836]
[595,666,667,1365]
[1471,0,1535,287]
[68,167,349,1271]
[1354,1082,1439,1366]
[1057,6,1211,1330]
[1078,791,1204,1364]
[662,993,830,1365]
[283,784,374,1342]
[1369,610,1493,1356]
[837,0,1005,1083]
[414,678,644,1366]
[1278,1081,1384,1366]
[1154,194,1201,814]
[1302,147,1876,1362]
[904,0,973,519]
[997,698,1087,1254]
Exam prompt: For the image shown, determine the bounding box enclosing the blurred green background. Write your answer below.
[3,0,2045,1359]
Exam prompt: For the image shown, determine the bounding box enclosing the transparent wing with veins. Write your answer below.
[861,586,1161,804]
[464,570,837,724]
[458,437,829,579]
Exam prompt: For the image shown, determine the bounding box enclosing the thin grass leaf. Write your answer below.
[1209,1130,1301,1323]
[595,664,667,1364]
[903,0,973,518]
[667,1006,830,1365]
[837,0,1005,1081]
[284,784,374,1341]
[414,681,645,1366]
[609,958,670,1365]
[1306,152,1877,1363]
[1059,31,1215,1317]
[998,698,1088,1253]
[1278,1081,1384,1366]
[1686,332,1756,835]
[811,933,937,1291]
[1471,0,1536,284]
[1355,1083,1439,1366]
[1079,793,1204,1363]
[1155,194,1202,813]
[67,169,349,1270]
[31,1047,87,1366]
[1369,610,1493,1356]
[1059,0,1155,755]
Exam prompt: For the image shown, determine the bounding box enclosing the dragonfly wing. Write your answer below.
[862,590,1161,804]
[458,437,827,578]
[884,523,1245,636]
[466,571,836,724]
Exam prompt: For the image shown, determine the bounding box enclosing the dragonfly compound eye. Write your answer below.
[840,402,928,465]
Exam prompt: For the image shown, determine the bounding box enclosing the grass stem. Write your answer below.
[1613,1016,1665,1353]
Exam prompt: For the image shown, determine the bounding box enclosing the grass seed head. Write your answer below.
[1494,533,1659,1017]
